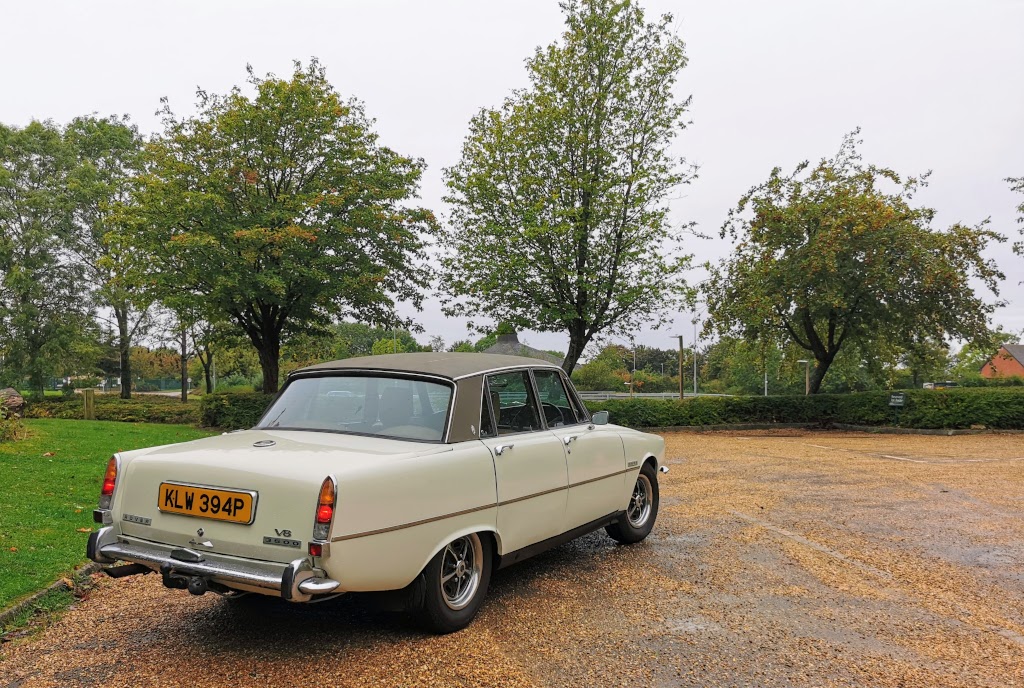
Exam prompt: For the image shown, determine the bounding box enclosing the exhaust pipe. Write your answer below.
[103,563,152,579]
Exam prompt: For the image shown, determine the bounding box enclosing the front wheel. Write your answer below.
[606,463,659,544]
[415,532,492,634]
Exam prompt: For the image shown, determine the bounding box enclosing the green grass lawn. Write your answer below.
[0,419,215,611]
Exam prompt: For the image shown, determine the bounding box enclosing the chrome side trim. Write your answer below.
[331,503,495,542]
[451,363,561,382]
[568,467,633,489]
[329,468,634,542]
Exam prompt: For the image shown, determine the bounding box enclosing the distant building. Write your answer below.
[483,329,563,366]
[980,344,1024,378]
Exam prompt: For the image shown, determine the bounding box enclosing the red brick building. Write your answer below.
[980,344,1024,378]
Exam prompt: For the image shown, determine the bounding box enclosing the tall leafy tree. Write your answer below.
[0,121,91,395]
[705,132,1004,393]
[1009,176,1024,257]
[65,115,152,398]
[441,0,695,374]
[134,61,435,392]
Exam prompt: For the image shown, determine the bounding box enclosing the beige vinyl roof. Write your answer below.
[293,352,562,381]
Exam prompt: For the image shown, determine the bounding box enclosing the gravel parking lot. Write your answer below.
[3,430,1023,687]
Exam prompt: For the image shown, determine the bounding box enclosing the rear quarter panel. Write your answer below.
[616,427,666,505]
[325,442,498,591]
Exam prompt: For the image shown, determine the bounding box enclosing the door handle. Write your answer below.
[563,435,578,446]
[494,444,514,456]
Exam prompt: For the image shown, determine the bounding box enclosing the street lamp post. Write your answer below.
[692,319,698,396]
[672,335,684,400]
[797,359,811,395]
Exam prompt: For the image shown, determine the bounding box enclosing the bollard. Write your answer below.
[83,388,96,420]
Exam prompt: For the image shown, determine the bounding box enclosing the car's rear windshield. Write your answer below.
[258,374,453,442]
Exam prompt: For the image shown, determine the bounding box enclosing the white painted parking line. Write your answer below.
[729,510,893,581]
[878,454,928,463]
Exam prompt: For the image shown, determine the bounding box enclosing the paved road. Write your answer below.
[3,431,1023,687]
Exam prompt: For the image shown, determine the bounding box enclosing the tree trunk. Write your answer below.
[561,321,590,376]
[116,307,132,399]
[30,369,44,399]
[257,345,280,394]
[809,354,834,394]
[179,328,188,403]
[236,307,282,394]
[201,346,214,394]
[27,337,45,399]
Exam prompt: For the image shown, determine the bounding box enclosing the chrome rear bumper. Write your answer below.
[87,527,339,602]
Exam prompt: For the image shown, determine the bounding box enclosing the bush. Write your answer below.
[23,395,201,425]
[199,392,273,430]
[586,387,1024,430]
[0,408,24,442]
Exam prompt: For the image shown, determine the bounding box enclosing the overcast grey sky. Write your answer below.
[2,0,1022,355]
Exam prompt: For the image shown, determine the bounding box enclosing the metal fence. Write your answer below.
[576,391,732,401]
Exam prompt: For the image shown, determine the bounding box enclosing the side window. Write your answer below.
[533,369,581,427]
[486,371,542,434]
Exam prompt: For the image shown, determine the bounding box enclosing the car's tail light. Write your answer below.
[312,476,336,542]
[98,456,119,509]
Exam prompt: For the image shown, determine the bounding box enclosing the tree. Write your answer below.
[441,0,695,375]
[135,61,435,392]
[1010,176,1024,257]
[705,132,1004,393]
[65,115,152,399]
[0,121,92,395]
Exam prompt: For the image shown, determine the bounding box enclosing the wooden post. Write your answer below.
[83,388,96,420]
[674,335,684,400]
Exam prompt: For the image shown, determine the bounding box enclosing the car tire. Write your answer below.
[606,462,659,544]
[414,532,492,634]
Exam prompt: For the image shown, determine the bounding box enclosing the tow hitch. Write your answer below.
[159,563,224,596]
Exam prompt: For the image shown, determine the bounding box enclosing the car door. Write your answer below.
[534,368,626,530]
[479,370,568,553]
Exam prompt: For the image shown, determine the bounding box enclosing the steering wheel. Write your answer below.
[542,403,565,427]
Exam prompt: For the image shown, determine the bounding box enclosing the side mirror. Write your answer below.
[591,410,609,425]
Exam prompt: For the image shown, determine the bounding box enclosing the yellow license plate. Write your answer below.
[158,482,256,524]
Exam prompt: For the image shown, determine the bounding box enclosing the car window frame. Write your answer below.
[560,369,591,424]
[531,367,588,428]
[479,377,498,439]
[484,368,546,436]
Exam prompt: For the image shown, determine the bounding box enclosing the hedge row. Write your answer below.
[585,387,1024,430]
[199,392,272,430]
[23,394,201,425]
[22,387,1024,432]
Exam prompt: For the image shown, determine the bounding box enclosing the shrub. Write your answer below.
[199,392,273,430]
[586,387,1024,430]
[23,395,201,425]
[0,407,24,442]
